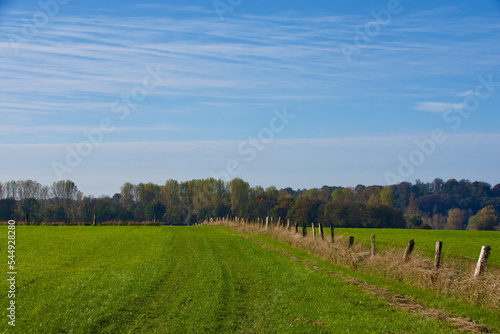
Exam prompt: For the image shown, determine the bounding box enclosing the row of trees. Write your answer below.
[0,178,499,230]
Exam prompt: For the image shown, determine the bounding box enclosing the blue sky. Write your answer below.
[1,0,499,196]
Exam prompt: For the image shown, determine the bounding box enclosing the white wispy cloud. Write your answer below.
[0,125,185,134]
[1,6,499,147]
[415,102,465,113]
[457,90,474,97]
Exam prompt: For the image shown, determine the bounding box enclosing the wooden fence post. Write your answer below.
[278,217,281,228]
[403,239,415,262]
[474,246,491,278]
[319,223,324,240]
[371,234,375,258]
[434,241,443,270]
[265,217,269,230]
[349,236,354,248]
[295,222,298,233]
[93,213,96,226]
[287,219,291,230]
[302,223,307,237]
[330,225,334,244]
[312,223,315,239]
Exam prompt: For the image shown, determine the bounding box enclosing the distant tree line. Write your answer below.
[0,178,499,230]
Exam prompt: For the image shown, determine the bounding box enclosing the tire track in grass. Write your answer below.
[210,247,253,333]
[91,228,269,333]
[233,233,491,333]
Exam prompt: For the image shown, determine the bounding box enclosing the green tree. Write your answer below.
[331,188,352,202]
[324,202,359,227]
[78,196,97,223]
[268,195,294,221]
[304,188,319,200]
[407,214,423,229]
[289,198,321,225]
[211,179,229,218]
[161,179,183,224]
[145,201,166,224]
[379,186,394,206]
[363,205,405,228]
[42,205,66,223]
[229,178,249,216]
[0,199,17,221]
[21,198,40,224]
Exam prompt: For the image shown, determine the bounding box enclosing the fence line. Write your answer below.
[213,215,492,278]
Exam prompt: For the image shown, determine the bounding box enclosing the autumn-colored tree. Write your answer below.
[120,182,136,208]
[136,183,160,204]
[289,197,321,225]
[51,180,79,222]
[445,208,467,230]
[17,180,43,201]
[317,186,332,202]
[405,194,419,219]
[4,181,18,199]
[467,206,499,231]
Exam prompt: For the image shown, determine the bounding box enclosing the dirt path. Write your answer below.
[238,234,492,333]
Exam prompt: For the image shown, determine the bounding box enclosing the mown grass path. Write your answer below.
[0,226,482,333]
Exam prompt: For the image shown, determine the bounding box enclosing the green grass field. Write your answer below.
[332,228,500,268]
[1,226,498,333]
